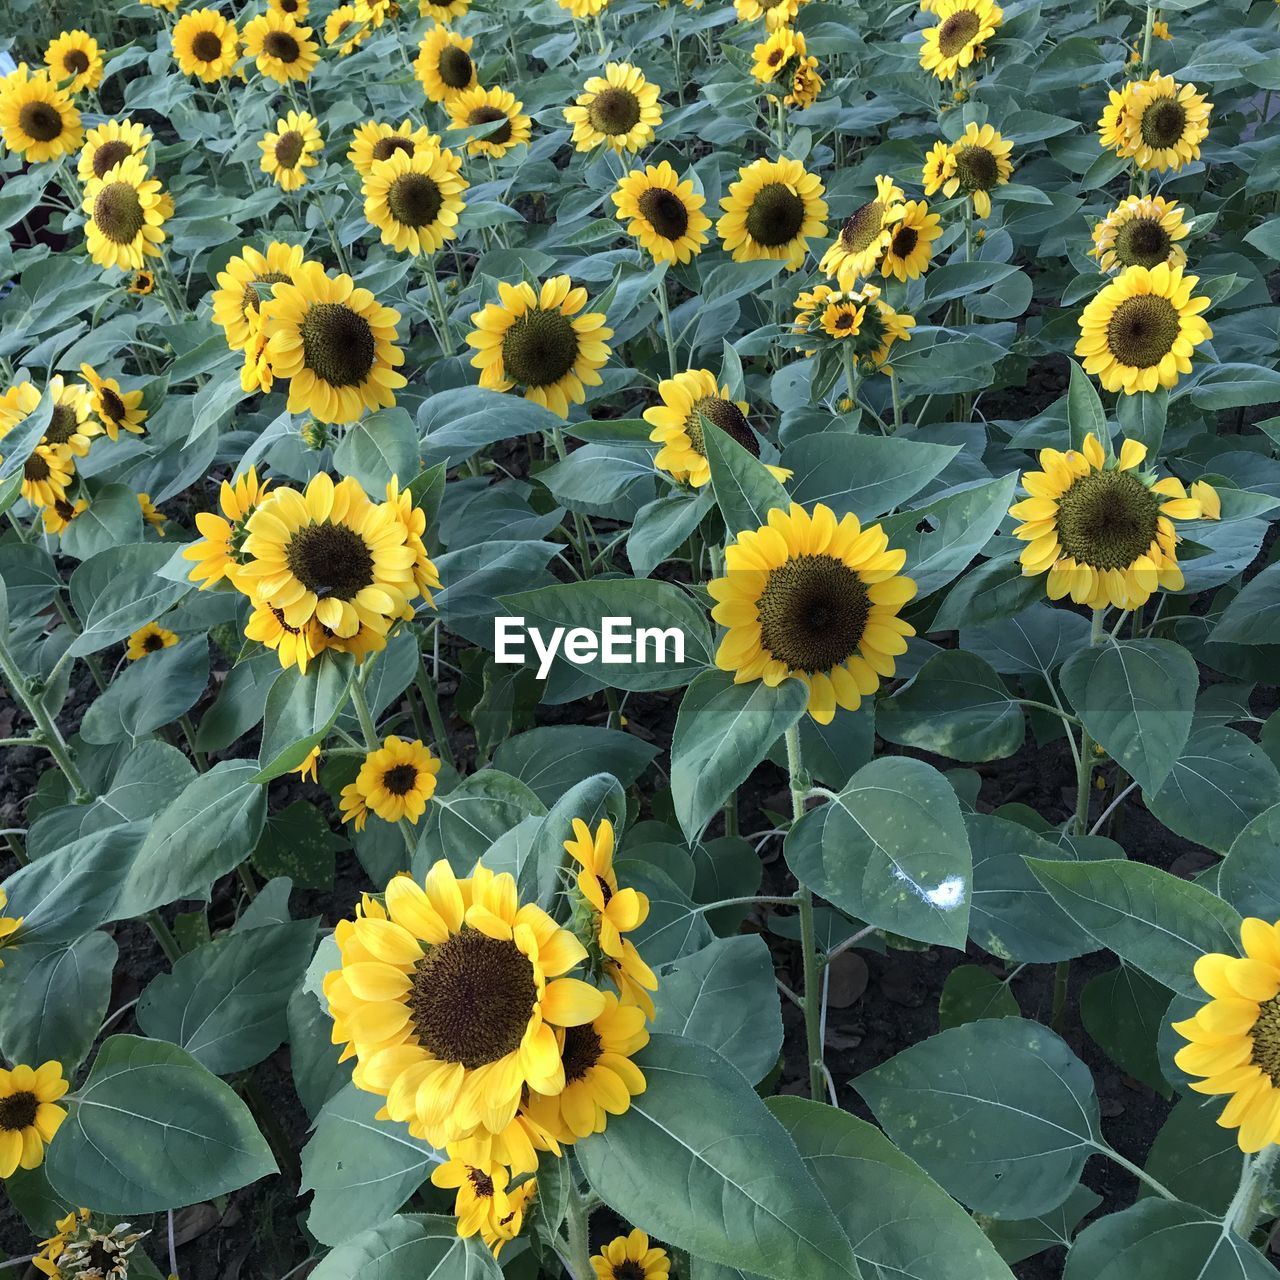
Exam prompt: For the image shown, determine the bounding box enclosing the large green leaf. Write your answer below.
[491,725,657,805]
[256,655,355,782]
[1213,563,1280,644]
[704,415,789,537]
[412,769,546,879]
[308,1214,501,1279]
[1218,803,1280,918]
[79,636,209,745]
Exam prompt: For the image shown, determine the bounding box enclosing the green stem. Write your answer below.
[655,279,678,379]
[889,368,903,434]
[785,724,824,1102]
[179,714,208,771]
[146,910,182,964]
[52,597,106,691]
[350,676,417,858]
[550,427,597,578]
[1073,608,1106,835]
[563,1181,594,1280]
[424,265,456,355]
[1226,1144,1280,1238]
[415,661,454,769]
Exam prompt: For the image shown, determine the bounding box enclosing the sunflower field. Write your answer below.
[2,0,1280,1273]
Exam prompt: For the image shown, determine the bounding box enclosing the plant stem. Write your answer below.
[350,675,417,857]
[146,910,182,964]
[785,724,824,1101]
[655,279,678,378]
[890,368,903,434]
[424,265,456,354]
[1073,608,1106,835]
[415,661,454,768]
[563,1181,594,1280]
[1099,1144,1177,1201]
[1226,1144,1280,1238]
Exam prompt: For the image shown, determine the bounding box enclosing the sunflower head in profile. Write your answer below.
[591,1229,671,1280]
[354,735,441,824]
[362,143,468,256]
[77,118,152,186]
[612,161,711,265]
[171,9,240,82]
[44,30,103,95]
[735,0,804,29]
[259,110,323,191]
[323,861,608,1147]
[446,85,532,159]
[431,1158,537,1257]
[710,502,916,725]
[467,276,613,419]
[1010,431,1205,610]
[0,65,83,163]
[182,464,272,591]
[0,1060,67,1177]
[1076,262,1211,395]
[718,155,828,270]
[819,174,905,288]
[1091,195,1189,274]
[0,889,23,969]
[1099,72,1211,173]
[918,0,1002,80]
[385,474,442,604]
[20,443,74,510]
[126,621,178,660]
[324,5,369,54]
[138,491,166,534]
[785,55,824,110]
[415,25,476,102]
[257,260,407,423]
[348,118,440,178]
[80,362,147,441]
[212,241,308,352]
[41,374,98,458]
[243,11,319,83]
[563,62,663,154]
[81,153,169,270]
[880,200,942,281]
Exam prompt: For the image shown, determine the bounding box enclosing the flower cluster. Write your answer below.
[921,121,1015,219]
[821,174,943,287]
[791,282,916,372]
[35,1208,147,1280]
[749,26,824,110]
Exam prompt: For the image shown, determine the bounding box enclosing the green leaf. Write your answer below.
[333,408,421,492]
[491,725,657,805]
[413,769,546,881]
[308,1214,501,1280]
[1143,1096,1244,1214]
[195,651,283,753]
[576,1034,859,1280]
[923,261,1020,306]
[930,552,1044,631]
[45,1035,276,1214]
[985,1184,1102,1266]
[628,489,715,578]
[1066,358,1107,452]
[615,859,712,966]
[704,418,789,537]
[1213,563,1280,644]
[1218,803,1280,918]
[67,543,191,655]
[256,655,354,782]
[79,636,209,744]
[58,483,143,561]
[1080,965,1174,1097]
[938,964,1020,1030]
[854,1018,1101,1217]
[254,801,343,889]
[1116,387,1168,456]
[1188,364,1280,411]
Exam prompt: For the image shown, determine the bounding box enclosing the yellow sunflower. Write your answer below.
[171,10,240,82]
[245,603,328,673]
[42,375,98,458]
[563,62,663,154]
[127,269,155,295]
[559,0,608,13]
[612,161,711,265]
[819,174,905,288]
[710,502,916,725]
[258,261,407,423]
[0,890,22,969]
[348,119,440,179]
[183,465,272,591]
[592,1230,670,1280]
[734,0,805,29]
[41,495,89,536]
[325,5,369,55]
[353,0,397,28]
[138,492,166,534]
[1098,72,1211,173]
[420,0,470,17]
[718,156,828,270]
[446,86,531,159]
[921,121,1012,218]
[0,65,83,163]
[77,118,152,186]
[0,1061,67,1177]
[322,861,607,1147]
[385,475,442,604]
[1090,194,1189,273]
[786,56,824,110]
[414,26,476,103]
[241,310,276,394]
[242,11,319,83]
[1010,432,1204,610]
[880,200,942,281]
[270,0,310,18]
[751,27,799,88]
[259,110,323,191]
[212,241,307,352]
[820,298,865,339]
[919,0,1002,80]
[44,31,103,94]
[125,621,178,660]
[353,736,441,824]
[362,144,467,256]
[80,363,147,441]
[467,276,612,419]
[339,781,370,830]
[1075,262,1211,394]
[294,746,321,784]
[81,154,168,270]
[20,445,74,509]
[431,1160,536,1257]
[0,380,39,440]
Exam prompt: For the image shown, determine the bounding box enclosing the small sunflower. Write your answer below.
[0,890,22,969]
[353,0,397,28]
[919,0,1002,80]
[241,310,276,394]
[751,27,800,88]
[430,1158,516,1249]
[183,467,273,591]
[1076,262,1211,394]
[1099,72,1210,173]
[41,495,88,535]
[467,276,612,419]
[245,603,328,673]
[880,200,942,281]
[77,118,152,186]
[354,736,441,824]
[81,154,168,270]
[243,11,319,83]
[420,0,471,17]
[21,444,74,509]
[258,261,407,423]
[325,5,369,54]
[415,25,476,103]
[127,269,155,295]
[339,780,370,830]
[270,0,310,17]
[138,492,166,534]
[710,502,916,725]
[294,746,321,784]
[363,144,467,256]
[44,31,103,94]
[171,9,240,82]
[820,298,865,339]
[734,0,805,29]
[1010,432,1203,610]
[348,119,440,179]
[718,156,828,271]
[611,161,711,265]
[0,1061,67,1177]
[921,121,1012,218]
[1090,194,1188,274]
[139,0,179,10]
[563,62,663,154]
[819,174,905,288]
[446,86,531,159]
[259,110,323,191]
[0,65,83,163]
[212,241,307,352]
[786,56,824,110]
[592,1230,670,1280]
[126,621,178,659]
[42,375,98,458]
[80,363,147,440]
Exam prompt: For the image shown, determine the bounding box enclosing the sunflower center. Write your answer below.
[45,404,79,445]
[92,140,134,179]
[54,498,76,521]
[264,30,301,61]
[637,187,690,240]
[468,105,513,145]
[93,182,146,244]
[387,172,443,228]
[383,763,419,795]
[101,387,127,423]
[839,199,885,254]
[953,143,998,192]
[745,183,806,247]
[1140,97,1187,149]
[468,1166,496,1198]
[64,50,90,75]
[831,307,859,332]
[1106,294,1181,369]
[587,87,641,137]
[86,1242,116,1272]
[437,44,473,88]
[684,396,759,459]
[274,130,306,168]
[890,225,919,258]
[1112,216,1171,269]
[24,453,51,482]
[501,308,580,389]
[561,1023,603,1084]
[1054,469,1161,571]
[242,271,292,319]
[299,302,377,387]
[409,931,539,1069]
[18,101,63,143]
[0,1090,38,1131]
[371,136,414,162]
[285,521,375,599]
[1251,998,1280,1084]
[614,1265,646,1280]
[281,0,300,11]
[937,7,982,55]
[144,631,166,652]
[757,554,871,674]
[191,30,225,62]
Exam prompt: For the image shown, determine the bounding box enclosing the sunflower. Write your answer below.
[270,0,310,17]
[880,200,942,281]
[139,0,179,10]
[1090,195,1188,274]
[339,781,370,830]
[446,86,532,159]
[611,161,711,265]
[818,174,904,288]
[348,119,440,179]
[77,119,152,187]
[820,298,865,339]
[21,445,74,509]
[467,276,612,419]
[258,261,407,423]
[786,56,824,110]
[0,379,39,440]
[0,66,83,163]
[44,31,103,94]
[242,12,319,82]
[212,241,307,352]
[325,5,369,54]
[415,26,476,103]
[751,27,799,88]
[718,156,828,270]
[363,144,467,256]
[171,10,240,81]
[126,621,178,659]
[48,1220,146,1280]
[1098,73,1210,173]
[0,1061,67,1177]
[259,111,323,191]
[734,0,805,29]
[184,470,272,591]
[81,154,168,270]
[385,475,442,604]
[919,0,1002,80]
[293,746,321,784]
[127,269,155,295]
[0,890,22,969]
[420,0,470,17]
[644,369,788,489]
[430,1158,517,1248]
[79,363,147,441]
[354,0,397,28]
[322,861,607,1147]
[1076,262,1211,394]
[563,62,663,154]
[41,495,89,536]
[245,603,328,673]
[42,375,97,458]
[592,1230,670,1280]
[710,502,916,725]
[138,492,166,534]
[921,121,1013,218]
[353,736,441,824]
[241,310,276,394]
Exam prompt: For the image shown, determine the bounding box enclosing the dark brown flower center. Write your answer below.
[0,1090,38,1131]
[1054,469,1161,570]
[437,43,473,88]
[587,87,641,137]
[1140,97,1188,149]
[45,403,80,445]
[274,130,306,168]
[144,631,166,652]
[241,271,292,319]
[757,553,871,673]
[839,199,885,254]
[264,30,301,62]
[63,49,91,75]
[745,182,806,247]
[93,181,145,243]
[685,396,758,458]
[285,521,375,598]
[19,101,63,142]
[637,186,690,240]
[371,135,414,162]
[831,307,858,331]
[501,308,580,389]
[1252,998,1280,1084]
[561,1023,603,1084]
[614,1264,646,1280]
[954,143,998,192]
[100,386,127,423]
[299,301,377,387]
[24,453,51,482]
[383,762,419,795]
[191,30,225,62]
[937,7,982,56]
[468,105,512,145]
[1112,216,1171,268]
[387,172,443,228]
[468,1166,495,1198]
[889,224,919,258]
[93,139,134,179]
[1106,294,1181,369]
